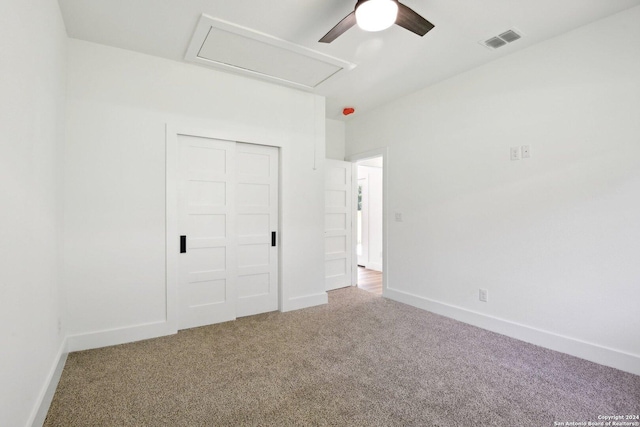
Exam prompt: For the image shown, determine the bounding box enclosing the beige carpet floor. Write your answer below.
[45,287,640,426]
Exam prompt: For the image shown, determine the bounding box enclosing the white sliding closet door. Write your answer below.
[178,135,237,329]
[324,159,353,291]
[236,143,279,317]
[177,135,278,330]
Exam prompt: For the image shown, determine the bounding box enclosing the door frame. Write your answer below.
[166,125,282,332]
[345,147,388,295]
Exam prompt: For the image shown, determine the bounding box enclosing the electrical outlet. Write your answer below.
[395,213,403,222]
[521,145,531,158]
[510,147,520,161]
[479,289,488,302]
[57,318,62,334]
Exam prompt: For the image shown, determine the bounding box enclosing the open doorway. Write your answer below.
[355,156,383,295]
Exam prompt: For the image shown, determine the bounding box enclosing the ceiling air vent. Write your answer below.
[499,29,521,43]
[485,37,507,49]
[481,28,523,50]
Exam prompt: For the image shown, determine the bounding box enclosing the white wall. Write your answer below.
[326,119,346,160]
[64,39,326,349]
[0,0,67,425]
[346,6,640,375]
[357,165,383,272]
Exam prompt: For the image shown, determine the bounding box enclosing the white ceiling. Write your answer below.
[57,0,640,120]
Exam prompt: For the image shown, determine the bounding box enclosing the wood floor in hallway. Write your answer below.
[357,266,382,295]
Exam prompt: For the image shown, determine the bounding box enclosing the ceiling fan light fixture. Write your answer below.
[355,0,398,32]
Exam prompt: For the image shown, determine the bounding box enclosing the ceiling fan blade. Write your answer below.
[395,2,435,36]
[319,11,357,43]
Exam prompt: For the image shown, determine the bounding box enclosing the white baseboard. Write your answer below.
[28,339,68,427]
[385,288,640,376]
[65,293,329,352]
[67,321,175,352]
[283,292,328,312]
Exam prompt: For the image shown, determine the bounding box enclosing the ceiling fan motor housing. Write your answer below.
[319,0,433,43]
[355,0,399,32]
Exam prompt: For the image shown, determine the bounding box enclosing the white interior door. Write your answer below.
[324,159,353,291]
[236,143,279,318]
[177,136,279,330]
[357,176,369,267]
[357,165,383,272]
[178,135,237,330]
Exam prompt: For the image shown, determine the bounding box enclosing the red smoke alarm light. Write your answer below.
[343,107,355,116]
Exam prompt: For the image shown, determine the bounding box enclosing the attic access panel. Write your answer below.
[186,15,356,91]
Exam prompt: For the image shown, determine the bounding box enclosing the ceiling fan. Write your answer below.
[319,0,434,43]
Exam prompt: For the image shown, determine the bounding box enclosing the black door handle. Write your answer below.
[180,235,187,253]
[271,231,276,247]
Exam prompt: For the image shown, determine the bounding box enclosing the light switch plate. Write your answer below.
[510,146,521,161]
